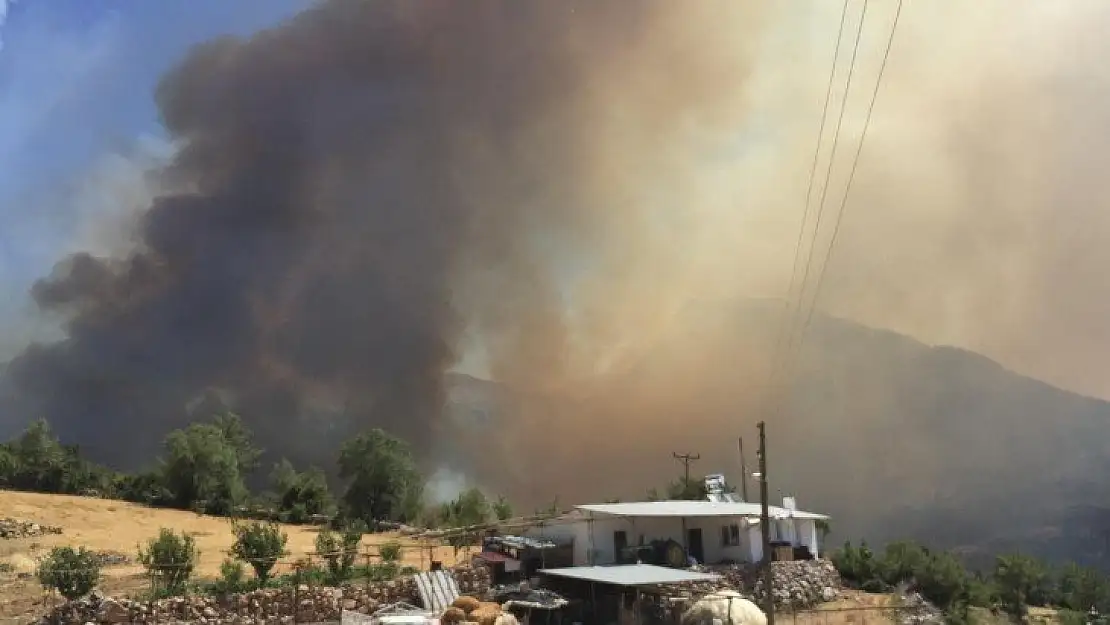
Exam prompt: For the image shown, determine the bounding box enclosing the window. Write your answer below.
[721,523,741,547]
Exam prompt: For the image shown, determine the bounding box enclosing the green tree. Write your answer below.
[230,521,288,583]
[37,546,100,600]
[832,541,884,592]
[161,422,249,515]
[492,495,513,521]
[994,553,1051,618]
[138,528,200,596]
[916,550,972,614]
[3,420,110,494]
[665,477,708,500]
[877,541,927,587]
[337,429,423,524]
[379,541,402,562]
[213,412,262,474]
[440,488,490,527]
[315,523,363,584]
[1058,562,1110,613]
[270,459,333,523]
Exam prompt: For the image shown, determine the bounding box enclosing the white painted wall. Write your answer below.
[525,515,780,566]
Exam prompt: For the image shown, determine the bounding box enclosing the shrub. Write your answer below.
[229,521,288,583]
[832,541,884,592]
[138,528,200,596]
[204,559,249,596]
[37,546,100,600]
[315,523,363,584]
[994,553,1051,618]
[492,496,513,521]
[378,540,402,563]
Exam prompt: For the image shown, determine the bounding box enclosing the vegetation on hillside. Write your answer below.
[34,516,419,601]
[833,541,1110,624]
[0,416,512,529]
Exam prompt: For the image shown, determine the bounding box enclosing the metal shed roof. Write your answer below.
[575,500,829,521]
[538,564,721,586]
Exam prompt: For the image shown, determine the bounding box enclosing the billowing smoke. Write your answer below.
[0,0,772,467]
[7,0,1110,552]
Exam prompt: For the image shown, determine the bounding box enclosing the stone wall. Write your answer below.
[700,559,842,609]
[0,517,63,540]
[33,564,491,625]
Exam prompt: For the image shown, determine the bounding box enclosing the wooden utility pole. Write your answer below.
[672,452,701,487]
[757,421,774,625]
[738,437,750,501]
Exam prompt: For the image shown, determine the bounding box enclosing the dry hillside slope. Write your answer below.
[0,490,458,621]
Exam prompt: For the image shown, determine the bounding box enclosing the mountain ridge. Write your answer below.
[441,301,1110,567]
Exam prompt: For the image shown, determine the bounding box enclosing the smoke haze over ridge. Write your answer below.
[5,0,1110,544]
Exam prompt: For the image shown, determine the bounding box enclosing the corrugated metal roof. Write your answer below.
[413,570,460,612]
[538,564,721,586]
[575,500,829,520]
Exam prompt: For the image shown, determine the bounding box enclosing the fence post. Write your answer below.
[293,560,300,625]
[364,550,372,593]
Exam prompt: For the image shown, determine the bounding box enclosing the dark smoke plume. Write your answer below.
[10,0,1110,556]
[1,0,770,469]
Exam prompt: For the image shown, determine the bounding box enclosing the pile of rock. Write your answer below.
[33,564,491,625]
[0,518,63,540]
[700,559,841,609]
[894,592,945,625]
[748,560,841,609]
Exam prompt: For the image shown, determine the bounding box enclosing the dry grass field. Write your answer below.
[0,490,462,622]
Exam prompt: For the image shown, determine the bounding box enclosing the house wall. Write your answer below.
[525,515,768,566]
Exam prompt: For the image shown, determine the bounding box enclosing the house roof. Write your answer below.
[575,500,829,521]
[538,564,722,586]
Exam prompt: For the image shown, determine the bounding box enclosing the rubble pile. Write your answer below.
[701,559,842,609]
[32,564,491,625]
[894,592,945,625]
[0,518,63,539]
[748,559,842,608]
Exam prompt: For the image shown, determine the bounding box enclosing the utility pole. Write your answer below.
[757,421,774,625]
[672,452,701,488]
[738,437,750,501]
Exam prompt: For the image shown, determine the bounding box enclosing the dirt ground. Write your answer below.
[0,490,463,622]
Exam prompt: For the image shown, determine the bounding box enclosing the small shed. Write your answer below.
[537,564,722,625]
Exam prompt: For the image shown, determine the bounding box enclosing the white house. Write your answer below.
[521,499,828,567]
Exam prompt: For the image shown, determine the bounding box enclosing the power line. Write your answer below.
[793,0,904,353]
[672,452,701,486]
[777,0,905,410]
[766,0,852,406]
[771,0,871,414]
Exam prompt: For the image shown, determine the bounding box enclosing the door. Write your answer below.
[613,530,628,563]
[687,527,705,564]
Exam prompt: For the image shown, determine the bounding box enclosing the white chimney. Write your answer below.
[782,496,797,511]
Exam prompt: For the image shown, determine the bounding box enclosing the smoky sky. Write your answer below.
[7,0,1110,548]
[0,0,770,466]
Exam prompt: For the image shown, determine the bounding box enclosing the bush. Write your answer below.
[229,521,288,583]
[378,540,402,563]
[315,523,363,584]
[271,460,334,524]
[492,496,513,521]
[204,559,249,596]
[832,540,974,613]
[37,546,100,600]
[138,528,200,596]
[832,541,884,592]
[994,553,1051,618]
